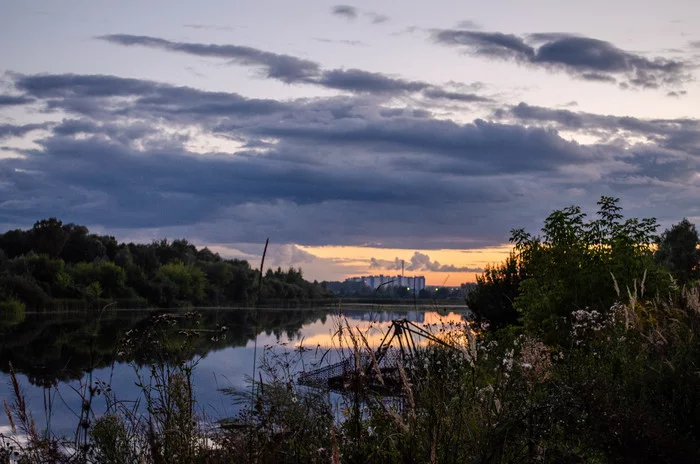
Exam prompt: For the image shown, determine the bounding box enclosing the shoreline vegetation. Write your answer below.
[0,218,468,317]
[2,196,700,462]
[0,218,331,314]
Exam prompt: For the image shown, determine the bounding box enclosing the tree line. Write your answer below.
[0,218,332,312]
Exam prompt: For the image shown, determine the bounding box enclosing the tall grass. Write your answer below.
[2,286,699,462]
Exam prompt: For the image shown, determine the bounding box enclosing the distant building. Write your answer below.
[357,311,425,323]
[352,274,426,292]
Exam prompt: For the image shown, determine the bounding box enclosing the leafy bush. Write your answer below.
[510,196,669,341]
[0,298,26,325]
[466,253,524,329]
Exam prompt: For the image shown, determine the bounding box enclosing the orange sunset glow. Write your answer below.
[298,244,514,285]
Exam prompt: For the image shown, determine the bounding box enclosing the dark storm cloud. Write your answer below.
[622,147,696,183]
[433,29,690,89]
[0,72,571,245]
[13,73,289,121]
[51,118,155,146]
[318,69,427,94]
[331,5,358,20]
[4,71,700,248]
[248,116,595,175]
[0,123,46,139]
[315,72,489,100]
[17,136,407,206]
[580,72,617,83]
[499,102,700,155]
[0,95,34,106]
[132,85,289,117]
[14,72,157,98]
[0,129,516,241]
[96,35,491,102]
[331,5,389,24]
[421,88,491,102]
[536,37,685,88]
[98,34,320,83]
[435,30,535,60]
[502,102,662,132]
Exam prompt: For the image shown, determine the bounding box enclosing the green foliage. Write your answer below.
[85,282,103,301]
[97,262,127,298]
[466,254,524,329]
[551,290,700,461]
[655,218,700,285]
[510,196,668,341]
[0,273,51,308]
[72,261,101,287]
[30,218,69,259]
[259,267,333,303]
[90,414,139,464]
[61,224,107,264]
[157,261,206,306]
[228,380,334,463]
[0,229,31,259]
[99,235,120,261]
[0,298,26,325]
[72,261,125,300]
[0,220,331,309]
[323,280,373,297]
[26,254,66,295]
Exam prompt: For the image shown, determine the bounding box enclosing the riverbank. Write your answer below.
[2,288,699,462]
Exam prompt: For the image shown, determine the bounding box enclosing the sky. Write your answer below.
[1,1,699,285]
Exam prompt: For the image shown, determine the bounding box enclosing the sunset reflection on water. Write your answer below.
[291,310,471,351]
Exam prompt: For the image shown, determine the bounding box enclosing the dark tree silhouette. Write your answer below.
[655,218,700,285]
[30,218,68,259]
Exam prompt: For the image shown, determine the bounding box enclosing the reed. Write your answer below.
[2,285,699,462]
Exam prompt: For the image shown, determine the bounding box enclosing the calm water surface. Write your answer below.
[0,306,468,437]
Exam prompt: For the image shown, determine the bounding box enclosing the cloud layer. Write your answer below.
[332,5,358,20]
[433,29,691,90]
[1,67,699,251]
[370,252,484,273]
[99,34,320,83]
[97,35,486,102]
[2,20,700,258]
[331,5,389,24]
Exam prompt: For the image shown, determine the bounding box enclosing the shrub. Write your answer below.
[0,298,26,325]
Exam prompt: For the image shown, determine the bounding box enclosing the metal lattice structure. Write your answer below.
[298,319,455,394]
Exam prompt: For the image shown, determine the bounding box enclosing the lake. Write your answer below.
[0,305,469,438]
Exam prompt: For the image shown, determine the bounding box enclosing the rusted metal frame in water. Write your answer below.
[299,318,462,393]
[399,319,457,351]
